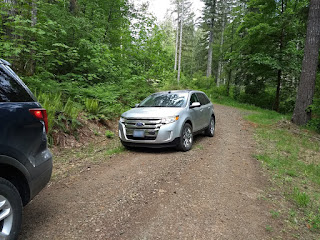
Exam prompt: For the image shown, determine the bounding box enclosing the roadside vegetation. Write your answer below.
[238,103,320,238]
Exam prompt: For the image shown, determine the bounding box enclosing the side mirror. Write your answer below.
[135,104,140,108]
[190,102,201,108]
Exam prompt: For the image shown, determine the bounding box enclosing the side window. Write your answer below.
[0,66,33,102]
[190,93,199,105]
[196,93,210,105]
[202,94,210,104]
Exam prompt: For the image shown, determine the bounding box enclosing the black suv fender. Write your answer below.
[0,155,31,206]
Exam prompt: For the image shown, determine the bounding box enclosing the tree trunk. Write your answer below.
[274,0,285,112]
[274,69,282,112]
[174,11,180,71]
[206,0,216,79]
[226,18,235,96]
[28,0,37,75]
[177,0,184,84]
[31,0,37,27]
[206,31,213,78]
[217,9,226,86]
[226,67,231,96]
[2,0,16,38]
[69,0,77,13]
[292,0,320,125]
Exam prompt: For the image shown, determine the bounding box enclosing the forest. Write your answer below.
[0,0,319,137]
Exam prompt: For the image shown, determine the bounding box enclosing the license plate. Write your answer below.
[133,130,145,138]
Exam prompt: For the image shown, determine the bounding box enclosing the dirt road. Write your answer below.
[19,105,279,240]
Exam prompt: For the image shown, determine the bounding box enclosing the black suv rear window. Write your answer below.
[0,66,33,102]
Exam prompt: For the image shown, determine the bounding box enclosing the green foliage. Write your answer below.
[0,0,172,126]
[105,130,115,139]
[84,99,99,115]
[245,110,288,125]
[230,0,308,112]
[36,92,63,133]
[36,92,81,135]
[197,0,311,114]
[292,187,310,207]
[265,225,273,232]
[308,210,320,230]
[106,146,125,155]
[270,210,280,219]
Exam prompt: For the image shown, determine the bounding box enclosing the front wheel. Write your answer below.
[0,177,22,240]
[177,123,193,152]
[205,116,215,137]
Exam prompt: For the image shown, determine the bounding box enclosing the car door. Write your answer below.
[196,92,211,129]
[188,93,202,132]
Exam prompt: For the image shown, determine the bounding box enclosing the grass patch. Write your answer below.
[292,187,310,207]
[106,146,125,155]
[270,210,281,218]
[210,95,263,111]
[245,110,289,125]
[244,105,320,235]
[105,130,115,139]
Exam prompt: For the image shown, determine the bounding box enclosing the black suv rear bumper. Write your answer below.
[29,153,53,200]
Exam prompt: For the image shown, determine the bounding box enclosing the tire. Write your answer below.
[205,116,215,137]
[0,177,22,240]
[177,123,193,152]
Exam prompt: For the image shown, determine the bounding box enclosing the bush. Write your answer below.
[35,92,81,134]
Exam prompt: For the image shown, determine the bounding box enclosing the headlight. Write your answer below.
[161,115,179,124]
[120,116,126,123]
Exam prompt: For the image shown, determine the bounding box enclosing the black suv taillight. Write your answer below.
[29,109,49,133]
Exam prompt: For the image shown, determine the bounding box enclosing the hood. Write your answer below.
[122,107,183,119]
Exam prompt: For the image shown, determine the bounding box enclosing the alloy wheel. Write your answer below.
[183,126,193,149]
[210,119,215,135]
[0,195,13,239]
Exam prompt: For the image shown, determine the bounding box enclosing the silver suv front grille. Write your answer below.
[124,118,162,140]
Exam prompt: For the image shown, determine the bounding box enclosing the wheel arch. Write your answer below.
[0,156,31,206]
[184,119,193,129]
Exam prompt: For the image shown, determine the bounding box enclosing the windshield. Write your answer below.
[139,92,188,107]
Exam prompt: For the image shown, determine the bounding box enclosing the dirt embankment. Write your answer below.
[20,105,285,240]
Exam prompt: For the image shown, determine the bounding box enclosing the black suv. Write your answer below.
[0,59,52,240]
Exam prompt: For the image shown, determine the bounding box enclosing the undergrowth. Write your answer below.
[244,106,320,236]
[36,92,82,136]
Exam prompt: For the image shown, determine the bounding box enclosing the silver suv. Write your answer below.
[118,90,215,151]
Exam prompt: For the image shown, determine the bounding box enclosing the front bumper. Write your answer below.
[121,138,180,148]
[118,120,181,145]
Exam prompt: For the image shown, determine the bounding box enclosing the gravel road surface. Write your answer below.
[19,105,279,240]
